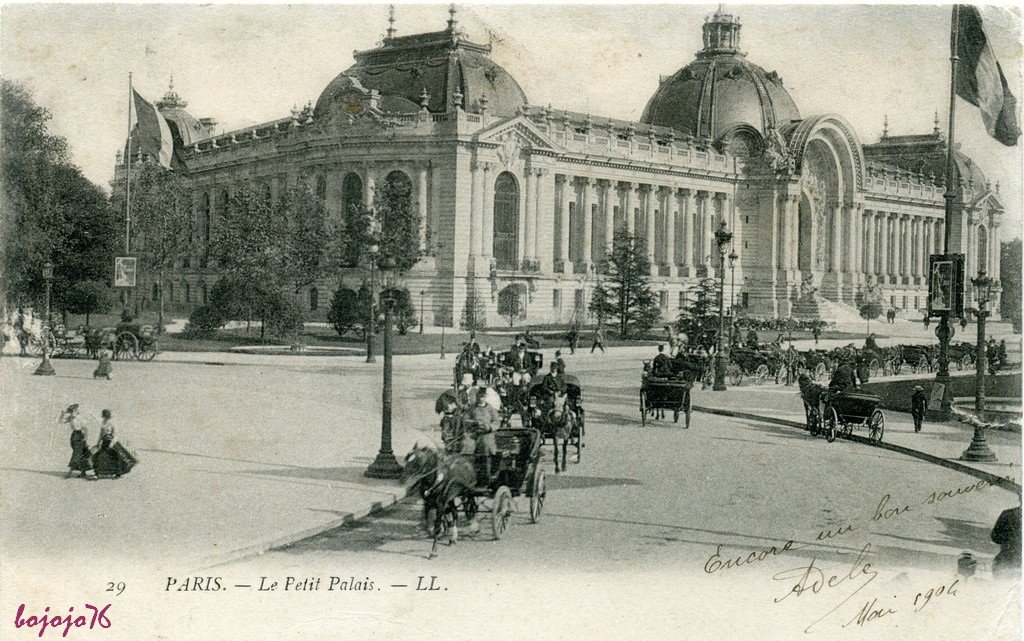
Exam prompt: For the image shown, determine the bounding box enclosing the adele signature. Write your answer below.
[771,542,878,633]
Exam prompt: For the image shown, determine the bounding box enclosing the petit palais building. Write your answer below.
[112,7,1006,326]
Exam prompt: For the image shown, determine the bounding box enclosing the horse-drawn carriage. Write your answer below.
[403,426,546,557]
[799,349,834,381]
[640,361,694,427]
[50,325,88,358]
[111,324,159,361]
[947,342,976,370]
[898,344,938,373]
[527,374,584,472]
[729,347,784,386]
[798,376,884,444]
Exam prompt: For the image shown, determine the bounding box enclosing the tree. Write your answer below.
[498,286,524,328]
[381,287,417,335]
[588,281,613,327]
[2,80,118,315]
[327,287,360,336]
[675,278,721,349]
[126,162,191,333]
[208,274,275,338]
[461,291,486,331]
[65,280,115,326]
[591,230,660,337]
[859,301,882,334]
[1000,239,1020,323]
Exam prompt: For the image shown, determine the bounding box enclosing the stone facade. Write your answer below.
[112,7,1004,325]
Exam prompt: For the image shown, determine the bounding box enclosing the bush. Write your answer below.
[327,287,360,336]
[265,294,305,341]
[183,305,225,338]
[381,287,417,335]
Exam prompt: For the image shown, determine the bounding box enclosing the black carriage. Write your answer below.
[822,391,885,444]
[113,323,159,361]
[899,344,938,373]
[640,363,693,427]
[947,342,976,371]
[729,348,782,385]
[527,374,585,471]
[50,325,88,358]
[468,427,547,537]
[800,349,834,382]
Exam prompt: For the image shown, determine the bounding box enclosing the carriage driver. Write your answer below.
[652,345,673,378]
[469,391,501,480]
[828,358,858,394]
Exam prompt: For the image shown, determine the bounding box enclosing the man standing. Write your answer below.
[591,326,605,354]
[910,385,927,433]
[565,325,579,355]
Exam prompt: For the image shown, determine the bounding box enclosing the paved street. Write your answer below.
[1,344,1019,641]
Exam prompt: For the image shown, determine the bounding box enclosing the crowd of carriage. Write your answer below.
[1,309,159,362]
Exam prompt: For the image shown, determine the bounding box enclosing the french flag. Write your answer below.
[954,5,1021,147]
[130,89,174,168]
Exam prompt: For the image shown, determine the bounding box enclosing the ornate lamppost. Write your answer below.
[728,249,738,349]
[33,261,56,376]
[712,222,733,391]
[961,271,996,462]
[365,238,379,364]
[365,257,403,479]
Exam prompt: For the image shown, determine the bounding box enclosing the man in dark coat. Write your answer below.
[652,345,673,378]
[540,362,565,398]
[746,328,759,350]
[828,359,857,394]
[992,505,1021,579]
[910,384,927,433]
[554,350,566,376]
[864,333,879,352]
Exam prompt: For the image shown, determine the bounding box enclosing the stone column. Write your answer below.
[624,182,636,236]
[535,169,552,272]
[702,192,714,268]
[559,175,574,272]
[417,164,429,252]
[846,203,861,274]
[917,217,926,278]
[523,167,536,262]
[469,161,482,258]
[481,163,494,259]
[830,203,843,273]
[665,188,677,276]
[682,189,696,272]
[645,186,657,263]
[788,195,801,270]
[903,215,913,278]
[925,219,934,265]
[363,166,376,208]
[991,222,1001,281]
[581,177,595,268]
[878,213,889,279]
[780,196,794,271]
[936,220,945,254]
[864,210,876,276]
[603,181,615,257]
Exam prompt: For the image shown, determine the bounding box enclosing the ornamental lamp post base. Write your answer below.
[33,355,56,376]
[712,353,727,391]
[960,430,997,462]
[364,449,404,479]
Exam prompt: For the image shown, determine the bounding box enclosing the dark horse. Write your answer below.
[402,444,477,558]
[531,393,574,473]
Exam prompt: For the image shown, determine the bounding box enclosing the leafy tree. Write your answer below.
[183,305,225,338]
[124,162,191,333]
[590,230,660,337]
[342,174,422,273]
[208,274,275,339]
[356,281,375,338]
[381,287,417,335]
[65,280,115,326]
[327,287,360,336]
[859,301,882,334]
[588,281,613,326]
[675,278,721,349]
[1000,239,1020,323]
[498,287,524,328]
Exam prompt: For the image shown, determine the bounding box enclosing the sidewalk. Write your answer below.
[691,384,1022,490]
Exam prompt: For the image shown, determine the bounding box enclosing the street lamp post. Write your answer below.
[365,258,403,480]
[728,249,738,349]
[712,222,733,391]
[419,290,425,334]
[33,262,56,376]
[961,271,996,462]
[365,242,379,364]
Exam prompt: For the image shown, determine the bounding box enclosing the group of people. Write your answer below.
[62,404,136,480]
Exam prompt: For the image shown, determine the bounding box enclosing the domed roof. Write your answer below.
[640,9,800,150]
[314,9,527,120]
[154,83,208,148]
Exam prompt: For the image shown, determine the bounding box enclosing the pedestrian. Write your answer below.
[92,409,136,479]
[812,324,821,345]
[998,339,1008,369]
[565,325,579,355]
[61,404,94,480]
[93,345,113,380]
[923,315,931,330]
[960,316,969,331]
[554,350,566,376]
[15,307,27,357]
[991,505,1021,579]
[910,384,927,433]
[591,326,605,353]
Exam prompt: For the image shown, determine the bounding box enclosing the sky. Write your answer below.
[1,2,1021,241]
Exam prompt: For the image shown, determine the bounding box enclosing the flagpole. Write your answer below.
[934,4,961,421]
[125,71,133,254]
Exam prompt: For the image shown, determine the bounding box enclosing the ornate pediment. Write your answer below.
[476,116,560,158]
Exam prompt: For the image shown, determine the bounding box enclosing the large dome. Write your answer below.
[641,9,800,155]
[314,10,527,120]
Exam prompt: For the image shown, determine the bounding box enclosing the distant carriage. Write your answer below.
[527,374,585,472]
[640,361,693,427]
[728,348,783,386]
[112,324,159,361]
[800,377,884,445]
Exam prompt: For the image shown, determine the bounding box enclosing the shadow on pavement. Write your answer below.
[243,465,369,483]
[0,467,78,479]
[545,474,643,490]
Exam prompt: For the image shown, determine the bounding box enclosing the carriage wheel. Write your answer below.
[869,359,881,377]
[868,410,885,444]
[115,332,137,361]
[138,341,158,362]
[824,408,838,443]
[640,391,647,427]
[754,364,770,384]
[491,487,513,540]
[727,364,743,386]
[813,362,827,381]
[915,356,929,374]
[807,407,821,435]
[529,470,546,524]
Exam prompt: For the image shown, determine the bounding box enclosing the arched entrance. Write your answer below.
[493,172,520,268]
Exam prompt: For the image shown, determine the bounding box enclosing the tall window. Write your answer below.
[493,172,519,268]
[201,282,208,304]
[309,288,319,311]
[342,173,363,215]
[185,283,191,303]
[316,175,327,202]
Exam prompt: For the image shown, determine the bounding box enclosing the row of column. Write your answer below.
[862,210,943,280]
[554,176,731,274]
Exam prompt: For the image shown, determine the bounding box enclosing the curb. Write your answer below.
[197,483,415,570]
[692,405,1022,494]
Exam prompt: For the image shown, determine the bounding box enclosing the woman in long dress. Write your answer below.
[61,404,94,479]
[92,410,136,478]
